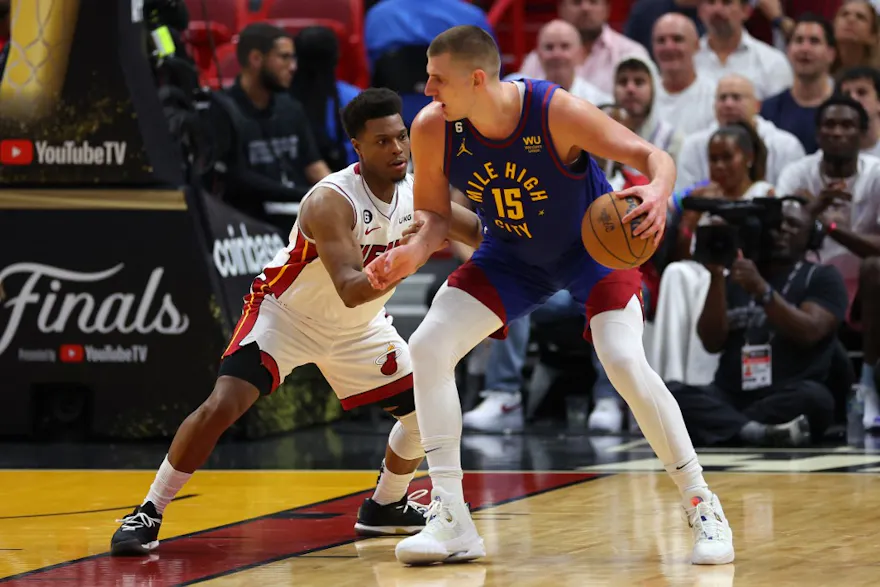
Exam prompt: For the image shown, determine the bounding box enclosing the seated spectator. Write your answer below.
[613,57,685,160]
[693,0,793,100]
[649,122,771,385]
[670,197,847,447]
[775,95,880,431]
[675,122,773,259]
[838,66,880,157]
[652,13,717,137]
[291,26,361,171]
[676,74,804,191]
[760,14,837,154]
[518,0,649,95]
[625,0,705,58]
[208,23,331,232]
[832,0,879,76]
[508,19,611,105]
[364,0,494,71]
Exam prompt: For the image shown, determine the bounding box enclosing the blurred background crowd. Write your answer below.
[4,0,879,449]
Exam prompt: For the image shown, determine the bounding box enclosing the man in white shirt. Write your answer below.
[838,67,880,158]
[675,74,805,191]
[517,0,648,95]
[614,56,685,161]
[652,12,717,136]
[775,95,880,433]
[693,0,793,99]
[516,19,611,105]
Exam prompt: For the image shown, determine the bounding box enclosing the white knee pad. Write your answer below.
[388,410,425,461]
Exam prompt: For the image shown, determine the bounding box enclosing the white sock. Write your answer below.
[372,460,415,505]
[409,284,504,502]
[665,454,711,506]
[591,296,709,504]
[143,455,192,515]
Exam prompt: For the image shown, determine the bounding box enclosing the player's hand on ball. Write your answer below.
[615,183,668,246]
[365,244,421,289]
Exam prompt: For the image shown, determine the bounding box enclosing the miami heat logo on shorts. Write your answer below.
[376,343,401,376]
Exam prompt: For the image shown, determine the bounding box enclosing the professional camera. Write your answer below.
[683,197,783,268]
[140,0,216,181]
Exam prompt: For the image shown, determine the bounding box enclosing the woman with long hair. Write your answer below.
[832,0,880,74]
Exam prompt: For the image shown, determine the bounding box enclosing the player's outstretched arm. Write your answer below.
[409,105,454,257]
[365,104,452,289]
[448,199,483,250]
[300,188,399,308]
[549,89,676,245]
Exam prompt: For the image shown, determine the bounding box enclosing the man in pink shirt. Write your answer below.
[518,0,649,94]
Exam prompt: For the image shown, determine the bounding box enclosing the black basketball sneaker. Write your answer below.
[354,489,430,536]
[110,501,162,556]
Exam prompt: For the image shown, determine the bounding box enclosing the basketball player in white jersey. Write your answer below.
[109,89,484,556]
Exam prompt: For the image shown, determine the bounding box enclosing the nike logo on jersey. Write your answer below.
[365,226,381,235]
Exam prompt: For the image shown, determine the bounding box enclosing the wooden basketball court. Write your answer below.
[2,438,880,586]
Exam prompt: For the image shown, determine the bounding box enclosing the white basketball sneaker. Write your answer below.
[685,493,735,565]
[587,397,624,433]
[394,486,486,565]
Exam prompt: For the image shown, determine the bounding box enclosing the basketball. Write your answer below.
[581,193,657,269]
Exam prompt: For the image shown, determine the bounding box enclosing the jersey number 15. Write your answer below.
[491,188,524,220]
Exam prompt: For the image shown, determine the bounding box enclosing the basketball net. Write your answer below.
[0,0,81,121]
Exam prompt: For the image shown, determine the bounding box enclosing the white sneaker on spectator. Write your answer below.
[587,397,623,433]
[862,385,880,431]
[462,391,523,432]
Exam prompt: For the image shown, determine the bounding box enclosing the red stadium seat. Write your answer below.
[183,0,241,79]
[258,0,369,87]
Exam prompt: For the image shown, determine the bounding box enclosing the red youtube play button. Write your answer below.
[0,139,34,165]
[59,344,85,363]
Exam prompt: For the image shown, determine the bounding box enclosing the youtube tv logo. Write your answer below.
[59,344,85,363]
[0,139,34,165]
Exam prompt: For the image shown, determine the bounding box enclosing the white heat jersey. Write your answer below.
[254,163,414,330]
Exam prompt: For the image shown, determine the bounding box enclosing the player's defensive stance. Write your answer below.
[366,27,735,566]
[109,89,484,556]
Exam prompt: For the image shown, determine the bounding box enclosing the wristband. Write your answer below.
[771,16,785,29]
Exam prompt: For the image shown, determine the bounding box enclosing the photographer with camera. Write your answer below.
[775,94,880,431]
[647,122,773,386]
[673,122,774,261]
[668,197,849,447]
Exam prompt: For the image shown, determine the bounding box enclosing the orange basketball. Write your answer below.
[581,193,657,270]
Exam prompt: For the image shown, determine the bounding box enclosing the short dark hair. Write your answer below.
[236,23,290,67]
[838,66,880,100]
[428,25,501,77]
[341,88,403,139]
[816,93,870,131]
[615,58,651,77]
[711,121,768,182]
[792,13,836,48]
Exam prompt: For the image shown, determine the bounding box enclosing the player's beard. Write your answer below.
[259,66,288,93]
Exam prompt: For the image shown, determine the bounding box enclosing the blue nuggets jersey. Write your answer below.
[443,79,613,267]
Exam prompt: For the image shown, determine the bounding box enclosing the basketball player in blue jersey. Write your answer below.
[366,26,734,566]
